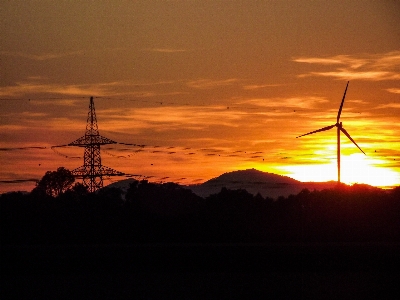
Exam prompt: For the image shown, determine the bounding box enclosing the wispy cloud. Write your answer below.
[145,48,187,53]
[294,51,400,81]
[129,91,188,98]
[0,48,130,61]
[27,76,48,81]
[387,88,400,94]
[186,78,239,89]
[0,82,102,98]
[242,84,282,90]
[294,56,367,69]
[0,125,27,131]
[0,79,184,99]
[0,50,83,61]
[346,99,369,104]
[29,99,83,107]
[374,103,400,109]
[303,70,400,81]
[238,96,328,109]
[99,105,247,133]
[20,112,48,118]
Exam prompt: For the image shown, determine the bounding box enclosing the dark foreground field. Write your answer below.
[2,243,400,299]
[2,184,400,298]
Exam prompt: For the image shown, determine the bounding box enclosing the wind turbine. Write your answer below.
[296,81,365,184]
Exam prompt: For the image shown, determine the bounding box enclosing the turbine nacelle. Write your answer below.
[296,123,365,155]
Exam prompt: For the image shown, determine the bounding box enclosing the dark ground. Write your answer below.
[2,243,400,299]
[2,184,400,298]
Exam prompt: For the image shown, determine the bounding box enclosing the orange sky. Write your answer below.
[1,1,399,193]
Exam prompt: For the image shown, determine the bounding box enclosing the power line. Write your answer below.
[0,96,88,101]
[0,179,39,183]
[0,146,47,151]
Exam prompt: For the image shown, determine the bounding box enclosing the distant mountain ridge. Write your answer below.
[205,169,299,185]
[106,169,339,199]
[187,169,338,198]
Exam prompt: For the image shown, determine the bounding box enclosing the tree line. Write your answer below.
[1,167,400,245]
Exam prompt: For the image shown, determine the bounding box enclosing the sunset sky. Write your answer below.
[1,0,399,193]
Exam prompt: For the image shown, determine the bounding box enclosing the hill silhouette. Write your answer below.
[187,168,338,198]
[104,168,339,199]
[205,168,299,184]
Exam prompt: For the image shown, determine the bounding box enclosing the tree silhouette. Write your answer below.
[32,167,75,197]
[2,178,399,245]
[71,182,89,196]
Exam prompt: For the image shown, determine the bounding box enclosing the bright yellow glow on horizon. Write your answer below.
[280,154,400,187]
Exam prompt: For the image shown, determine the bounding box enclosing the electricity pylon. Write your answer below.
[69,97,124,192]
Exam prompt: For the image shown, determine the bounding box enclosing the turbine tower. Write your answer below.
[296,81,366,183]
[68,97,124,192]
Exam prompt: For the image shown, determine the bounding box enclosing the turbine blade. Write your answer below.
[296,124,336,138]
[337,81,349,123]
[340,127,366,155]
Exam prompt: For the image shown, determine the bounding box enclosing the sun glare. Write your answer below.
[280,154,400,187]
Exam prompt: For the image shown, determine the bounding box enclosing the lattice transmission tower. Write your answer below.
[68,97,124,192]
